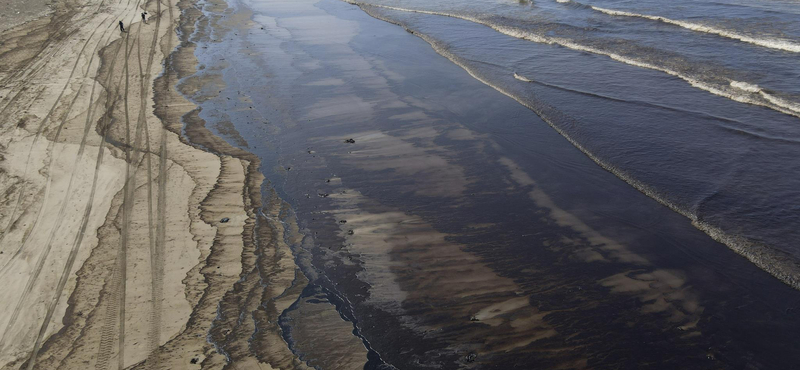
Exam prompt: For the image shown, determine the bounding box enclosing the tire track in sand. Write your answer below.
[0,0,142,271]
[93,2,151,369]
[148,0,173,365]
[0,0,115,115]
[0,12,114,253]
[131,0,165,361]
[0,6,138,346]
[19,2,164,367]
[0,2,141,367]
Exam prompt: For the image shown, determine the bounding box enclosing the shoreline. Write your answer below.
[171,0,371,367]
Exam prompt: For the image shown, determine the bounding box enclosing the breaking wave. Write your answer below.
[730,80,762,93]
[586,5,800,53]
[513,72,533,82]
[345,1,800,118]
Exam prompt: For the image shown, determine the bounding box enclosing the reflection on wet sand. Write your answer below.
[324,188,559,362]
[339,129,469,197]
[601,270,701,328]
[500,155,704,331]
[302,129,706,366]
[499,156,648,265]
[281,285,369,370]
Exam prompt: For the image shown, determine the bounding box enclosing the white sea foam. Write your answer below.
[555,0,571,3]
[513,72,533,82]
[730,80,762,93]
[589,5,800,53]
[761,91,800,114]
[729,81,800,114]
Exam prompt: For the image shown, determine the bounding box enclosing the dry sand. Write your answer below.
[0,0,313,368]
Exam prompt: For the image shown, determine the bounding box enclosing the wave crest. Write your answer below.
[513,72,533,82]
[588,5,800,53]
[730,80,762,93]
[348,1,800,117]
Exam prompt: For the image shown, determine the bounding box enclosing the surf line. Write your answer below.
[585,4,800,54]
[342,0,800,118]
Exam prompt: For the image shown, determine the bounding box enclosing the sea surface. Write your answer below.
[347,0,800,289]
[190,0,800,367]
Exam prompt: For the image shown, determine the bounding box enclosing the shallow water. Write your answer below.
[190,0,800,367]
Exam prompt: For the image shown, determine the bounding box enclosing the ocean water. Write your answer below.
[192,0,800,367]
[343,0,800,288]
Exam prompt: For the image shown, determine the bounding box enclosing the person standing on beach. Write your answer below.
[119,20,125,32]
[141,12,147,24]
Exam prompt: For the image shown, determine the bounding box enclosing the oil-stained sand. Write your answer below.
[190,0,800,368]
